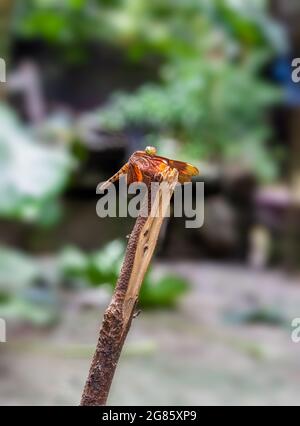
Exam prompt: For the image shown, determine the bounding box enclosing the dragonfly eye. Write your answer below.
[145,146,157,156]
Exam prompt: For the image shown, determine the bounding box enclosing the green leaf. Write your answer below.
[0,246,40,293]
[140,274,189,308]
[0,104,73,223]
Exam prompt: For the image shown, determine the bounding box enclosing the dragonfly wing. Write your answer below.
[155,156,199,182]
[99,162,129,191]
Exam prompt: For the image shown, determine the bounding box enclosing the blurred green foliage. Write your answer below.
[0,239,189,327]
[93,0,283,180]
[0,0,288,327]
[15,0,285,53]
[14,1,285,179]
[99,62,280,180]
[225,305,288,327]
[59,240,189,308]
[0,247,60,326]
[0,104,73,225]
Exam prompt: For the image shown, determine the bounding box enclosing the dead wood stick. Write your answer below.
[80,169,178,406]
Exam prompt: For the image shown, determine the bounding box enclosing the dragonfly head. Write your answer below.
[145,146,157,156]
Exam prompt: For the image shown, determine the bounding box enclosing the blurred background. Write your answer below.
[1,0,300,406]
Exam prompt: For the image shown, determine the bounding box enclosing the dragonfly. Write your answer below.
[100,146,199,190]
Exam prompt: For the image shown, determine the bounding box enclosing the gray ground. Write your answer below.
[1,262,300,406]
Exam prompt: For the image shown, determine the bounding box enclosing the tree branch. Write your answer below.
[80,168,178,406]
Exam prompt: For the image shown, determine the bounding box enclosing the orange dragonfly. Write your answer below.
[100,146,199,190]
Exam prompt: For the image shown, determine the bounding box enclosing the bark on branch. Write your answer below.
[80,168,178,406]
